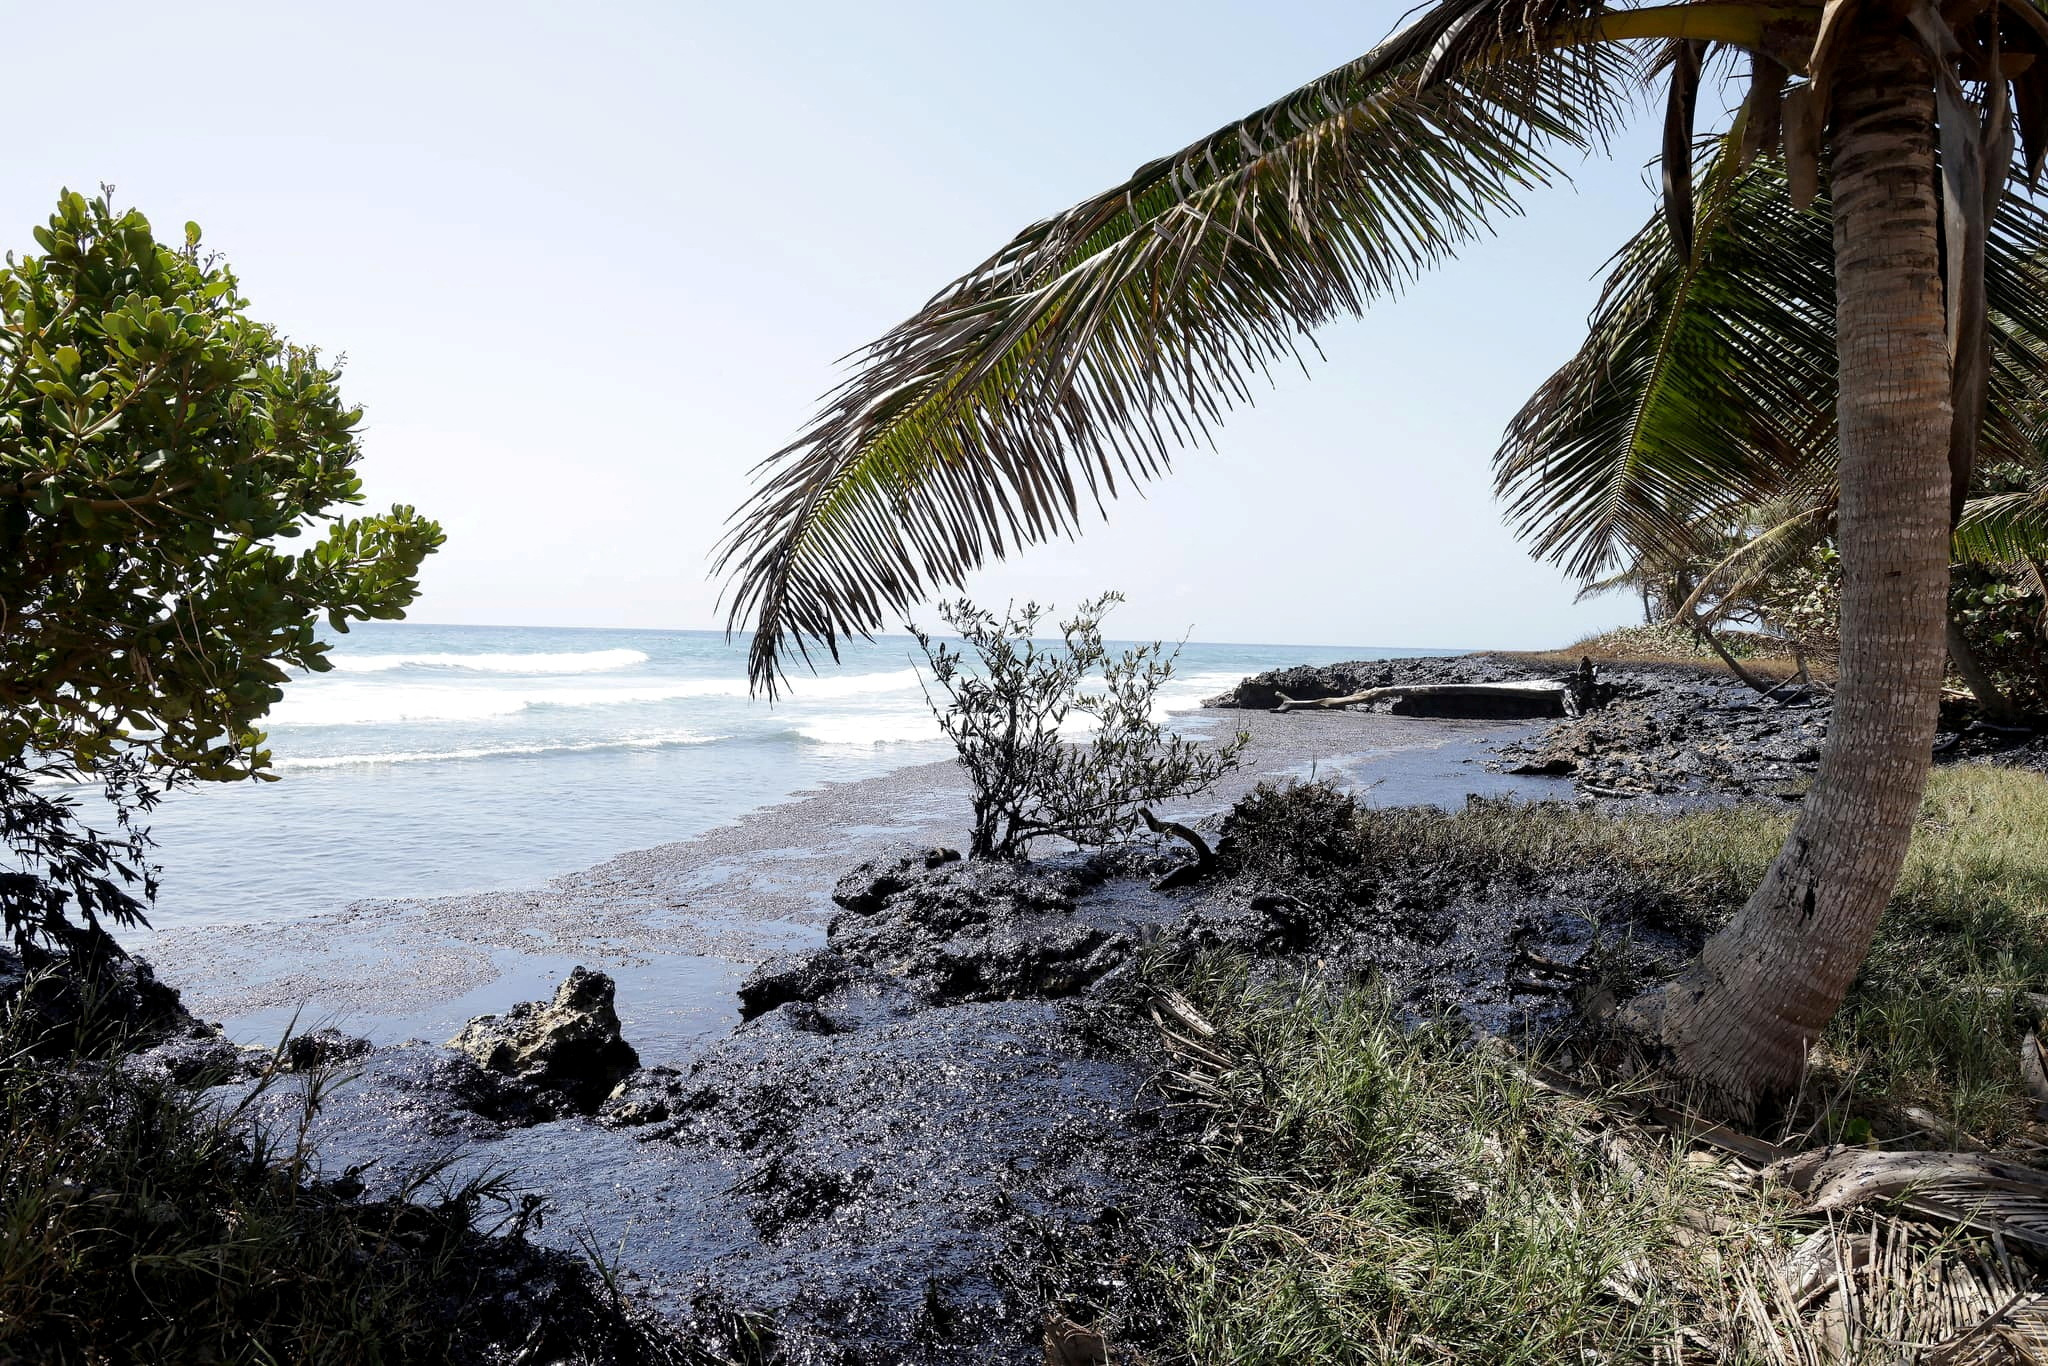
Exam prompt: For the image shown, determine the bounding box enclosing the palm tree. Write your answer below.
[1498,140,2048,709]
[718,0,2048,1109]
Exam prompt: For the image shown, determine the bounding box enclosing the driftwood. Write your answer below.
[2023,1031,2048,1120]
[1139,807,1216,890]
[1272,680,1575,715]
[1769,1146,2048,1213]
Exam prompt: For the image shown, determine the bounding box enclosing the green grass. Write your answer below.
[1150,967,1769,1364]
[1151,765,2048,1362]
[1224,765,2048,1147]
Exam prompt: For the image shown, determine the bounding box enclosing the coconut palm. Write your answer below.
[1499,139,2048,708]
[1500,141,2048,583]
[717,0,2048,1108]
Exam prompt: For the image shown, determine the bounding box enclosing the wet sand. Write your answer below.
[147,708,1573,1058]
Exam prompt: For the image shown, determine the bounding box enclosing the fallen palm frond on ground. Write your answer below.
[1144,974,2048,1364]
[1123,765,2048,1364]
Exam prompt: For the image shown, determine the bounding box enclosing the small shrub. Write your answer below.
[912,593,1246,859]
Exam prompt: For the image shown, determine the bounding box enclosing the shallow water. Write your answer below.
[128,623,1452,933]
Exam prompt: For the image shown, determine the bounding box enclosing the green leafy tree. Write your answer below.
[913,594,1245,859]
[717,0,2048,1108]
[0,190,443,948]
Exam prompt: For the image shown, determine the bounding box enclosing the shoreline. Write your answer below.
[107,652,2048,1361]
[147,702,1570,1055]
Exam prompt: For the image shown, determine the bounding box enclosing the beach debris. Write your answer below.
[1043,1313,1109,1364]
[447,966,640,1112]
[1139,806,1216,890]
[2023,1031,2048,1120]
[1272,679,1576,719]
[1726,1215,2048,1364]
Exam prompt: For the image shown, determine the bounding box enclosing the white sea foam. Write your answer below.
[1154,670,1248,716]
[267,668,928,727]
[793,711,946,747]
[273,731,723,770]
[322,648,650,675]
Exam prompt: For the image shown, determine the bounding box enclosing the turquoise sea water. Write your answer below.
[135,622,1452,931]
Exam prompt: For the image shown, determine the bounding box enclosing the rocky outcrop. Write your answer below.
[280,1026,373,1073]
[826,856,1135,1004]
[1211,653,1569,711]
[0,945,199,1055]
[830,844,961,913]
[738,949,857,1022]
[447,967,640,1113]
[1496,678,1829,797]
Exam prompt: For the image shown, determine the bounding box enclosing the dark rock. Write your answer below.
[1508,755,1578,776]
[738,949,856,1021]
[127,1026,259,1085]
[280,1026,373,1073]
[1210,653,1552,710]
[831,845,962,913]
[829,857,1132,1004]
[1390,688,1569,720]
[447,966,640,1113]
[598,1065,694,1128]
[0,945,200,1055]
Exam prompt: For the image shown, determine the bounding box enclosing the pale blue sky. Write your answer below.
[8,1,1681,651]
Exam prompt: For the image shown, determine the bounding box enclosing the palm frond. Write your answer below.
[1497,142,2048,580]
[717,0,1640,693]
[1954,486,2048,563]
[1675,500,1836,624]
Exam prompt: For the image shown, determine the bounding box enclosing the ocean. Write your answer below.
[134,622,1449,932]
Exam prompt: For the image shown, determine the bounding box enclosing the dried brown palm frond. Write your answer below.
[1719,1215,2048,1365]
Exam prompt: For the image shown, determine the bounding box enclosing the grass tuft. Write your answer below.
[1151,967,1769,1364]
[1149,765,2048,1361]
[0,978,680,1365]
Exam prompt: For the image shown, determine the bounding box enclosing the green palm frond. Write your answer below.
[1954,487,2048,563]
[1675,500,1836,623]
[1496,143,2048,580]
[717,3,1641,693]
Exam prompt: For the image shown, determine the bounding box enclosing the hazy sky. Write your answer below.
[9,1,1679,652]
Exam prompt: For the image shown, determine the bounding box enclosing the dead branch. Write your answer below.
[1768,1147,2048,1213]
[1140,806,1216,889]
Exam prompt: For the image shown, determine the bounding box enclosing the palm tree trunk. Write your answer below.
[1946,614,2015,721]
[1647,24,1954,1109]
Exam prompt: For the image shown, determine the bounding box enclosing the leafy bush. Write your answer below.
[1951,562,2048,713]
[0,189,442,950]
[0,759,160,955]
[912,593,1245,859]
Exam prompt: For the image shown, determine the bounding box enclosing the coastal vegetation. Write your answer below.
[716,0,2048,1111]
[0,190,442,953]
[1497,144,2048,718]
[0,981,679,1365]
[912,593,1246,858]
[1143,763,2048,1362]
